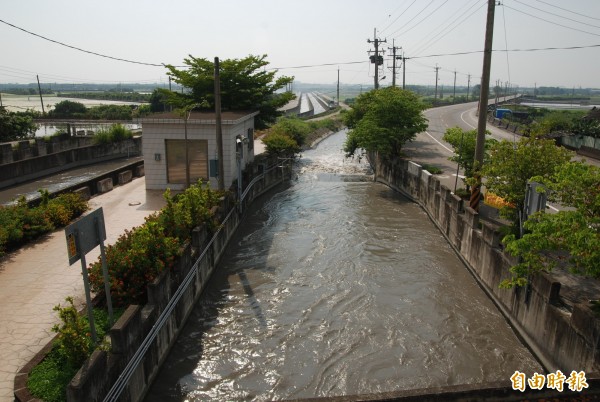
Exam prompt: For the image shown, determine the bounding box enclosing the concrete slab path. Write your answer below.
[0,177,165,402]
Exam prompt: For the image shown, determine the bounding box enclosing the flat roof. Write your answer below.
[137,110,259,125]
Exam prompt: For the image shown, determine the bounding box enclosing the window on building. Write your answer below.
[165,139,208,184]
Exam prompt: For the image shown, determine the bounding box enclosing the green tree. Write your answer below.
[502,162,600,287]
[343,87,428,157]
[442,126,496,188]
[262,131,300,155]
[163,54,294,129]
[0,107,38,142]
[48,100,87,119]
[148,88,168,113]
[481,136,573,228]
[270,117,310,147]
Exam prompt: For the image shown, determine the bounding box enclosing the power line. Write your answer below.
[379,0,417,35]
[501,1,511,85]
[0,18,183,67]
[411,43,600,59]
[390,0,450,39]
[504,4,600,37]
[387,0,436,37]
[534,0,600,22]
[513,0,600,29]
[412,0,486,56]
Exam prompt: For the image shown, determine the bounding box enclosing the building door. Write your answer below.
[165,139,208,184]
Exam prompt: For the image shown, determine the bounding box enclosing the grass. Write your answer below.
[421,163,443,174]
[27,307,124,402]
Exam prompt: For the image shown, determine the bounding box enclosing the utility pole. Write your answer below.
[402,54,410,90]
[368,28,386,89]
[471,0,496,211]
[337,68,340,106]
[453,70,457,102]
[388,40,402,88]
[467,74,471,102]
[214,57,225,191]
[434,64,441,102]
[36,75,45,115]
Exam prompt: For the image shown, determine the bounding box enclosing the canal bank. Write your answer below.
[371,153,600,376]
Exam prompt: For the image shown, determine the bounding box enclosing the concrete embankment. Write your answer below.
[370,153,600,373]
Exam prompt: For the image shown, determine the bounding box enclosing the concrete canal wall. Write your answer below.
[0,136,141,190]
[371,153,600,375]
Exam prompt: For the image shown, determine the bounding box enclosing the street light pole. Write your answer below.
[184,108,192,189]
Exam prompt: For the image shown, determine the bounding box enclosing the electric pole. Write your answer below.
[388,40,402,88]
[453,70,457,102]
[215,57,225,191]
[471,0,496,211]
[467,74,471,102]
[402,54,410,90]
[337,68,340,106]
[434,64,441,102]
[368,28,386,89]
[36,75,45,115]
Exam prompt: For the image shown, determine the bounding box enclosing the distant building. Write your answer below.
[139,111,257,191]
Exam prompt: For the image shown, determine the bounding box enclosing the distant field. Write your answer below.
[0,93,142,113]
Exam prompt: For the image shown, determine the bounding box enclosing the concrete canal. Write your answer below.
[146,129,541,401]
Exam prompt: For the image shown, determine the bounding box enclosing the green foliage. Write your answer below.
[502,162,600,287]
[164,54,294,129]
[48,100,88,118]
[29,304,122,402]
[262,131,300,156]
[93,123,133,144]
[51,297,90,367]
[572,118,600,138]
[443,127,496,187]
[87,181,221,307]
[343,87,428,157]
[0,192,88,256]
[87,219,180,306]
[528,110,584,137]
[481,136,573,227]
[149,88,168,112]
[420,164,443,174]
[0,106,38,142]
[271,117,310,147]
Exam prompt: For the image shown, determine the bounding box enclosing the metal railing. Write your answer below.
[103,163,281,401]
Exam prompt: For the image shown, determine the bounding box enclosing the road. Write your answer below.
[404,101,599,212]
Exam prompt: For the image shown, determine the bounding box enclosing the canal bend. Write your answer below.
[146,129,541,401]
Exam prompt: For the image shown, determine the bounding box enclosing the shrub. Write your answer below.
[93,123,133,144]
[51,296,90,367]
[262,131,300,155]
[87,218,180,306]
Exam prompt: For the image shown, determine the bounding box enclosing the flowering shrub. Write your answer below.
[87,180,222,307]
[87,218,180,306]
[0,191,88,256]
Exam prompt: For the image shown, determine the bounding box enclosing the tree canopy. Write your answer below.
[481,136,573,227]
[442,126,496,189]
[343,87,428,158]
[163,54,294,129]
[0,107,38,142]
[502,162,600,287]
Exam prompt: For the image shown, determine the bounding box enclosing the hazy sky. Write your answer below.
[1,0,599,90]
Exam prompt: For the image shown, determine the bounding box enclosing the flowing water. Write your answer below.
[146,129,541,401]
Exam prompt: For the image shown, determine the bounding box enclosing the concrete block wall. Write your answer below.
[372,152,600,374]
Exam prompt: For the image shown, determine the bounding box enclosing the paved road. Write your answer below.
[0,177,165,402]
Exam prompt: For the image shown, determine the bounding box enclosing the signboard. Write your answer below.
[65,207,107,265]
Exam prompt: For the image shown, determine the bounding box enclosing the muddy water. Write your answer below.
[146,129,541,401]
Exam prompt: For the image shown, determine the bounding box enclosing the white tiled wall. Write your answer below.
[142,118,255,191]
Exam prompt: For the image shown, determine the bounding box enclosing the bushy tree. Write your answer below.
[163,54,294,129]
[502,162,600,287]
[48,100,87,119]
[481,136,573,228]
[0,107,38,142]
[343,87,428,157]
[442,126,496,189]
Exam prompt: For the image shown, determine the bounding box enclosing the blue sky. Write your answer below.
[1,0,599,89]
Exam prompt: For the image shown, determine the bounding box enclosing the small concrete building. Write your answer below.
[139,111,258,191]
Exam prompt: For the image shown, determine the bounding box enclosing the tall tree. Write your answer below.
[502,162,600,287]
[163,54,294,129]
[343,87,428,157]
